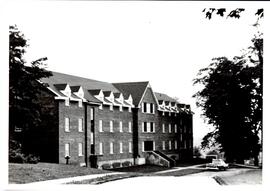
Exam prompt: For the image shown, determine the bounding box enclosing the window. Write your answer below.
[150,103,155,114]
[142,102,155,114]
[119,121,123,132]
[78,118,83,132]
[169,124,172,133]
[99,142,103,155]
[119,142,123,153]
[175,113,177,117]
[65,118,70,132]
[128,107,131,112]
[142,142,145,152]
[174,124,177,133]
[78,100,82,107]
[143,102,147,113]
[78,143,83,156]
[129,142,132,153]
[99,120,103,132]
[150,122,155,133]
[169,112,171,116]
[162,141,165,150]
[175,140,178,150]
[184,125,187,133]
[110,105,113,111]
[162,124,165,133]
[162,112,165,116]
[180,134,183,141]
[110,142,114,154]
[184,140,187,149]
[128,122,132,132]
[99,104,103,110]
[142,122,155,133]
[119,106,123,112]
[65,98,70,106]
[90,108,94,121]
[144,141,154,151]
[65,143,70,157]
[110,121,113,132]
[90,132,94,144]
[189,140,192,149]
[169,141,172,150]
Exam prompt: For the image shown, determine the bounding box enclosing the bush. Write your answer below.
[101,163,111,170]
[112,162,121,168]
[122,161,131,167]
[9,139,40,164]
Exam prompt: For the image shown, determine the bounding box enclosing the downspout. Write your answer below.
[84,102,88,167]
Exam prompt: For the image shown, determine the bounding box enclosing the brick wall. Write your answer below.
[58,100,86,165]
[94,104,134,165]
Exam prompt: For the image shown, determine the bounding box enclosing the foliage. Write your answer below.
[9,25,52,158]
[101,163,111,170]
[122,161,132,167]
[203,8,263,20]
[193,146,202,158]
[112,162,121,168]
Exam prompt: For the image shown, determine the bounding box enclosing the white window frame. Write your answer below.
[99,120,103,132]
[174,124,177,133]
[90,132,94,144]
[169,124,172,133]
[110,121,113,132]
[169,140,172,150]
[119,106,123,112]
[65,143,70,157]
[78,143,83,156]
[129,142,132,153]
[162,141,166,150]
[128,107,132,112]
[119,121,123,132]
[110,142,114,154]
[65,117,70,132]
[119,142,123,153]
[78,118,83,132]
[162,124,165,133]
[99,142,103,155]
[90,108,94,120]
[175,140,178,150]
[180,134,183,141]
[146,103,151,113]
[65,98,70,106]
[110,105,113,111]
[78,100,82,107]
[128,122,132,133]
[142,141,145,152]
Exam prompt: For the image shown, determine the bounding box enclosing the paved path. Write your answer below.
[154,164,205,174]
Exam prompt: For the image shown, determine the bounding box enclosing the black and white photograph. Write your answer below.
[0,0,268,190]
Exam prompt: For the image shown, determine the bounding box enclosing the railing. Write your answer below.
[146,151,176,167]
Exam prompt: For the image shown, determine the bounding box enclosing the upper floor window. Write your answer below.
[162,141,166,150]
[119,121,123,132]
[99,104,103,110]
[142,122,155,133]
[119,106,123,112]
[90,108,94,121]
[65,143,70,157]
[99,142,103,155]
[110,142,114,154]
[110,121,114,132]
[99,120,103,132]
[169,124,172,133]
[78,118,83,132]
[110,105,113,111]
[169,140,172,150]
[65,117,70,132]
[162,124,165,133]
[129,142,132,153]
[128,122,132,133]
[78,143,83,156]
[142,102,155,114]
[175,140,178,150]
[174,124,177,133]
[119,142,123,153]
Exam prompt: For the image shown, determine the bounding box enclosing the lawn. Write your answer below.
[9,163,111,184]
[109,164,169,173]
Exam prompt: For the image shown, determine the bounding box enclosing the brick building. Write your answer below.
[35,71,193,168]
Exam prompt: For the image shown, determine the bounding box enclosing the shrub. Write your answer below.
[101,163,111,170]
[25,154,40,164]
[122,161,131,167]
[112,162,121,168]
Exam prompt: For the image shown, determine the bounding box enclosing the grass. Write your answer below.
[9,162,111,184]
[155,168,206,177]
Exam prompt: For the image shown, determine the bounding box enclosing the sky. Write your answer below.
[0,0,270,187]
[4,1,266,147]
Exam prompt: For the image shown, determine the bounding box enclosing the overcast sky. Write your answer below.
[4,1,267,147]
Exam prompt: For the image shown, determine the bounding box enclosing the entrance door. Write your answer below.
[144,141,154,151]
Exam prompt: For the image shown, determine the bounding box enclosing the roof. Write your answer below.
[155,92,178,103]
[113,81,149,106]
[70,86,81,92]
[41,71,119,93]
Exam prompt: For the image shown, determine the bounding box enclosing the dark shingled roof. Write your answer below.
[155,92,178,103]
[54,84,67,91]
[103,91,113,97]
[41,71,119,93]
[113,82,149,106]
[88,89,102,96]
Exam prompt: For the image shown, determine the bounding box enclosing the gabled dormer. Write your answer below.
[103,91,114,103]
[114,92,124,104]
[71,86,84,99]
[89,89,104,102]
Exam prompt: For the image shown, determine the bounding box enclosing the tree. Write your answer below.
[193,146,202,158]
[9,25,52,157]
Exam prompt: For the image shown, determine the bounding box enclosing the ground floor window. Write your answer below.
[99,142,103,155]
[65,143,70,157]
[78,143,83,156]
[162,141,165,150]
[129,142,132,153]
[110,142,114,154]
